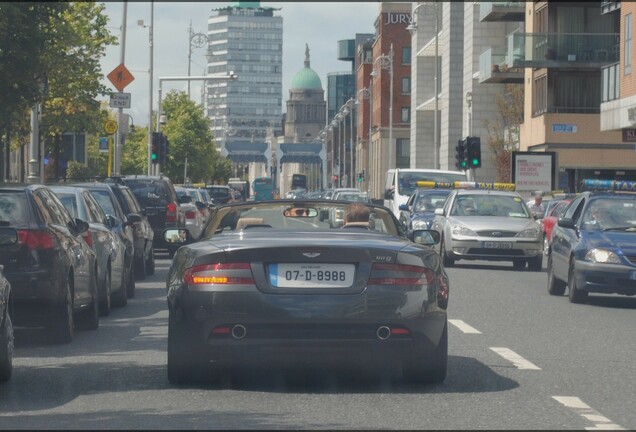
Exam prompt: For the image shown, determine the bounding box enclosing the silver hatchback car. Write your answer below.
[432,188,544,271]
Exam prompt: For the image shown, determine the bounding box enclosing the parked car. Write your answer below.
[0,184,99,343]
[103,179,155,279]
[0,228,18,381]
[120,175,185,256]
[174,188,204,240]
[547,179,636,303]
[539,198,572,255]
[69,182,135,302]
[162,199,448,385]
[50,185,128,316]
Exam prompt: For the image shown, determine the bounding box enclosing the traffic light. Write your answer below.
[151,132,160,164]
[455,139,467,169]
[160,134,169,166]
[466,136,481,168]
[357,170,365,182]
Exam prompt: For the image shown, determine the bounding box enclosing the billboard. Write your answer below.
[511,151,557,193]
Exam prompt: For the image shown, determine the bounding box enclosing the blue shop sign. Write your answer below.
[552,123,577,133]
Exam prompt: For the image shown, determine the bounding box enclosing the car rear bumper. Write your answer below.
[5,268,66,327]
[575,261,636,295]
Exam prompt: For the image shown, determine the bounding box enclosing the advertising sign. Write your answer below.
[511,151,556,193]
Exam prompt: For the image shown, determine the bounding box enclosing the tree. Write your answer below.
[38,2,117,180]
[160,91,226,183]
[483,84,524,182]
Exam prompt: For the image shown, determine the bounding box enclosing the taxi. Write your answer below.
[547,179,636,303]
[429,181,544,271]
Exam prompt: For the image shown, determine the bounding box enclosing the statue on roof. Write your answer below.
[305,43,310,68]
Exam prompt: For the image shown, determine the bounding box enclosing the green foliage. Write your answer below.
[66,160,90,179]
[121,125,150,175]
[160,91,226,183]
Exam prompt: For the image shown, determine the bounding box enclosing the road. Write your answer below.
[1,253,634,430]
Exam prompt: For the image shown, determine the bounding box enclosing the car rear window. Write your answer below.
[0,191,29,224]
[124,179,170,207]
[208,187,230,200]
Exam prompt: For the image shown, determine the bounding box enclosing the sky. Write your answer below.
[100,1,382,129]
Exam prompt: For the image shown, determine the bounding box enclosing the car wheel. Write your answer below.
[167,313,209,385]
[402,323,448,384]
[52,278,74,344]
[528,254,543,272]
[112,268,128,308]
[441,238,454,267]
[512,259,526,270]
[126,262,135,298]
[99,265,112,316]
[0,312,13,382]
[146,246,155,276]
[135,255,147,281]
[77,269,99,331]
[568,259,588,304]
[547,255,566,296]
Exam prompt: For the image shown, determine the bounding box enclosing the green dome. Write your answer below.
[291,43,323,90]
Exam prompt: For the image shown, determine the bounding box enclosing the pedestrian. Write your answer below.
[528,194,545,218]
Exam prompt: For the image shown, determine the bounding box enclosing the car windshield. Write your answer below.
[451,194,531,218]
[581,198,636,230]
[414,192,450,212]
[201,200,400,238]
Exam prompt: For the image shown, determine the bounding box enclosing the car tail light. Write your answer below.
[166,202,178,223]
[82,231,94,248]
[183,263,254,285]
[17,230,56,250]
[184,210,197,219]
[368,263,434,285]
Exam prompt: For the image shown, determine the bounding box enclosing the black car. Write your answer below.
[70,182,135,302]
[0,184,99,343]
[119,175,185,253]
[205,185,232,205]
[163,199,448,385]
[103,180,155,279]
[0,228,18,381]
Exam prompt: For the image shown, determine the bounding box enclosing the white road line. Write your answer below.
[489,347,541,370]
[449,319,482,334]
[552,396,625,430]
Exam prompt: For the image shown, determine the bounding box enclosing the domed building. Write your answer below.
[284,44,326,141]
[271,44,327,196]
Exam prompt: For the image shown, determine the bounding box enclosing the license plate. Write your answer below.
[482,241,512,249]
[269,263,355,288]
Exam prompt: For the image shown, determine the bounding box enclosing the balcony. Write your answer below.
[508,33,619,69]
[479,47,523,84]
[479,1,525,22]
[601,1,621,15]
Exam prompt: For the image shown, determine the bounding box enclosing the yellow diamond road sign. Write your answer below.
[104,120,118,135]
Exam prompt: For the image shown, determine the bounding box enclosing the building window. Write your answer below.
[401,77,411,94]
[401,107,410,123]
[532,75,547,116]
[396,138,410,168]
[402,46,411,65]
[626,13,632,75]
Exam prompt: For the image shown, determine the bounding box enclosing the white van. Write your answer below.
[384,168,468,219]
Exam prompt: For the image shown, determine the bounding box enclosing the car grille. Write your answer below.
[624,255,636,265]
[475,230,518,238]
[466,248,525,256]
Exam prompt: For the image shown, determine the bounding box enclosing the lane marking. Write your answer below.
[489,347,541,370]
[552,396,625,430]
[449,319,482,334]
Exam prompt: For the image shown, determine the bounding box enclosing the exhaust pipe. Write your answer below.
[376,325,391,340]
[231,324,246,340]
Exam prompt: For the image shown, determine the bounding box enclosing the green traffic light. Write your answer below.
[151,154,157,160]
[460,160,467,168]
[472,158,479,166]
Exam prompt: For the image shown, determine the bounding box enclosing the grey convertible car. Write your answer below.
[163,199,449,385]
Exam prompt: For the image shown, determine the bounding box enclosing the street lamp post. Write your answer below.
[371,43,394,172]
[344,98,355,188]
[138,5,153,175]
[408,2,440,169]
[187,21,208,98]
[356,87,371,191]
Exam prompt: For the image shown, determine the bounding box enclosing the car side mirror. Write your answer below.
[411,229,440,245]
[195,201,206,211]
[399,203,409,211]
[73,218,89,234]
[557,217,575,229]
[434,208,444,216]
[163,228,193,246]
[384,188,394,200]
[127,213,142,223]
[104,214,117,229]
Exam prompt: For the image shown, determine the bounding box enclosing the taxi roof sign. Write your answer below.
[581,179,636,192]
[416,180,516,191]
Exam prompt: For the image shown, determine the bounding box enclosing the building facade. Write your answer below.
[206,2,283,155]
